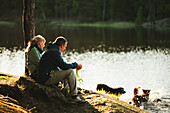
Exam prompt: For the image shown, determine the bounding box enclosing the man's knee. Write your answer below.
[67,69,74,73]
[67,69,75,77]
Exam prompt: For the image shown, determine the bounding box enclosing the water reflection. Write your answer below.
[0,27,23,48]
[0,26,170,49]
[38,27,170,50]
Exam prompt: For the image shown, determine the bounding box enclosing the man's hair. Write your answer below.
[53,36,67,47]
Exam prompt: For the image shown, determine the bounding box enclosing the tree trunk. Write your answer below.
[147,0,155,24]
[22,0,35,48]
[22,0,35,75]
[102,0,106,21]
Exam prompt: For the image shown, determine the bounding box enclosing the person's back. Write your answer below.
[37,43,60,83]
[27,46,42,73]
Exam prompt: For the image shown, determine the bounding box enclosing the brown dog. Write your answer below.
[133,87,141,95]
[132,87,151,107]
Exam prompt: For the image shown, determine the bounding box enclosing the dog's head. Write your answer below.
[142,89,151,95]
[96,84,108,91]
[118,87,126,94]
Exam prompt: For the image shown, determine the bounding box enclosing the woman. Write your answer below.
[26,35,46,79]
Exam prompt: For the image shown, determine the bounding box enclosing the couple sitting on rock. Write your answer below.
[26,35,83,102]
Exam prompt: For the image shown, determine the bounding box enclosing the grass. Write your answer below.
[55,21,136,29]
[0,76,19,83]
[0,72,20,86]
[0,21,17,26]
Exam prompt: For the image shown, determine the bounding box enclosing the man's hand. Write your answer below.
[77,64,82,70]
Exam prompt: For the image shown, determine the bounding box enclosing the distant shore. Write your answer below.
[1,18,170,30]
[0,21,18,27]
[48,21,136,29]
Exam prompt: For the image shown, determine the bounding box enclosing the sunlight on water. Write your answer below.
[0,47,25,76]
[64,48,170,101]
[0,46,169,102]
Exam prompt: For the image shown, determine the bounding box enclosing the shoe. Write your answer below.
[71,95,85,103]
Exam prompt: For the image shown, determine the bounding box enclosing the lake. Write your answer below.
[0,26,170,112]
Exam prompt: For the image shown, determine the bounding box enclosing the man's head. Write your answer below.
[53,36,68,52]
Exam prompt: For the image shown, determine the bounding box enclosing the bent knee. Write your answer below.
[67,69,74,74]
[67,69,76,77]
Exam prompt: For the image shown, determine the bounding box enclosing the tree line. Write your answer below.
[0,0,170,23]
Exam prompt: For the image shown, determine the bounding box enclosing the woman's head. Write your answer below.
[25,35,46,52]
[31,35,46,49]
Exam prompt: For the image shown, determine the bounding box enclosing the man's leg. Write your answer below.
[45,69,77,96]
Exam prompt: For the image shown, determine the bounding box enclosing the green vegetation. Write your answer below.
[0,0,170,23]
[54,21,136,29]
[0,21,17,26]
[0,75,19,84]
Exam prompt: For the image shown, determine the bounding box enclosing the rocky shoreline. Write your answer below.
[0,73,148,113]
[1,72,170,113]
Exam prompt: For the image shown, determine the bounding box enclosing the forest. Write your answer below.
[0,0,170,24]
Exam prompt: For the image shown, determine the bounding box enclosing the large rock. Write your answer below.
[0,74,70,112]
[16,76,69,104]
[0,85,23,100]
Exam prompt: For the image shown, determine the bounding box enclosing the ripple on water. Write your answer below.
[0,46,170,112]
[0,47,25,75]
[64,48,170,98]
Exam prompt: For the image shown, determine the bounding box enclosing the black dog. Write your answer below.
[96,84,126,96]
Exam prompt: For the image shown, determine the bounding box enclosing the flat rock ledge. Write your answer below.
[0,75,70,112]
[17,76,69,104]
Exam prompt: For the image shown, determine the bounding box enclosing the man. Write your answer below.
[37,36,83,102]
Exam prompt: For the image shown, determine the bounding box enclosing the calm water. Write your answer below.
[0,26,170,112]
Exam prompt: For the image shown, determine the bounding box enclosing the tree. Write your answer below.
[22,0,35,75]
[102,0,106,21]
[72,0,79,15]
[147,0,156,24]
[109,0,115,21]
[35,0,46,19]
[94,0,103,21]
[135,6,143,25]
[22,0,35,48]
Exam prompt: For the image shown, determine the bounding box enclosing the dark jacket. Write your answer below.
[36,43,78,83]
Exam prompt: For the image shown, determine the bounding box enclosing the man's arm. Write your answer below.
[53,51,78,70]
